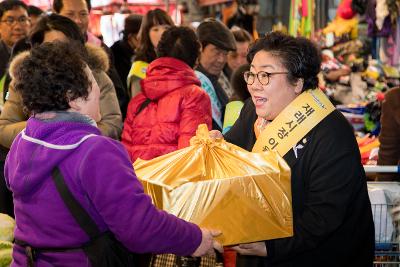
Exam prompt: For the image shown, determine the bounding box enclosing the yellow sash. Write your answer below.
[252,89,335,156]
[0,74,6,107]
[127,60,149,88]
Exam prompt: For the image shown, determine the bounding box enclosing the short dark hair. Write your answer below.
[30,13,85,46]
[156,26,200,69]
[230,63,250,101]
[247,31,321,91]
[10,41,90,114]
[122,14,142,41]
[231,27,253,43]
[0,0,28,18]
[135,8,174,63]
[53,0,91,13]
[27,5,43,17]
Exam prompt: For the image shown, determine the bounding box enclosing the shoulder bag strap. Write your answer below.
[51,167,100,238]
[135,98,151,116]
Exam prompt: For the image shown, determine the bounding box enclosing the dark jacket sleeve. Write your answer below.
[377,87,400,181]
[224,98,257,151]
[102,43,130,118]
[2,38,31,102]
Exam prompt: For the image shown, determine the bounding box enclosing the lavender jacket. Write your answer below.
[5,113,201,266]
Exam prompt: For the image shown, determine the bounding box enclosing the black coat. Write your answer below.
[0,40,10,101]
[110,39,134,93]
[2,37,30,103]
[225,99,375,267]
[0,40,14,217]
[101,42,129,118]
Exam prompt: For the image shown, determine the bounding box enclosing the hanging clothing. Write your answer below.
[376,0,389,30]
[394,17,400,67]
[366,0,392,37]
[289,0,313,38]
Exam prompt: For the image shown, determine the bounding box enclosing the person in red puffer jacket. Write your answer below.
[122,26,212,162]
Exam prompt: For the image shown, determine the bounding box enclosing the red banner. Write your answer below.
[198,0,232,6]
[21,0,177,9]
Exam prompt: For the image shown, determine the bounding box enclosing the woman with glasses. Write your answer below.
[210,31,374,266]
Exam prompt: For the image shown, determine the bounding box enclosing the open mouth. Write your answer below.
[254,96,267,106]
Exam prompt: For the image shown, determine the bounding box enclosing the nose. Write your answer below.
[248,77,263,92]
[217,54,227,65]
[239,56,247,65]
[12,22,23,30]
[249,84,263,93]
[73,16,82,25]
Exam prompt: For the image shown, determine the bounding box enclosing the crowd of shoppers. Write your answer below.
[0,2,377,266]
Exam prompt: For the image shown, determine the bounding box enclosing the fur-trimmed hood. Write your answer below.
[9,44,110,78]
[85,43,109,72]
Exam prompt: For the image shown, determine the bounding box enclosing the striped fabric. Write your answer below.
[151,254,218,267]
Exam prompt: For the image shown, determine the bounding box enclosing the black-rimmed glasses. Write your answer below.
[244,71,288,86]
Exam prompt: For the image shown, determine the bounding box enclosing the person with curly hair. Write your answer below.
[5,41,221,266]
[122,26,211,162]
[209,31,374,267]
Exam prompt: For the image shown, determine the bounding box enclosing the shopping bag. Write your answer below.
[134,125,293,245]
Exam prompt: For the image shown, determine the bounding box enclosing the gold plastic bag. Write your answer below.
[134,125,293,246]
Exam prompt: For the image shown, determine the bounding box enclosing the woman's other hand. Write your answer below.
[231,241,267,256]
